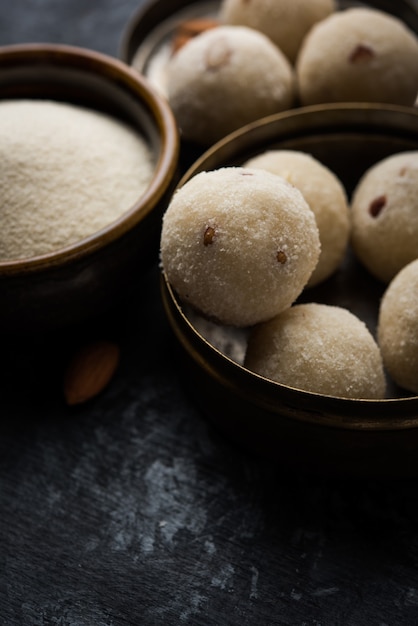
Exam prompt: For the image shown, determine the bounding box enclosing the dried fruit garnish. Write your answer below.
[203,226,216,246]
[277,250,287,264]
[349,44,375,64]
[369,195,387,217]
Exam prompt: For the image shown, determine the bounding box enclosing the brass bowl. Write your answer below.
[120,0,418,171]
[160,103,418,478]
[0,44,179,335]
[120,0,418,93]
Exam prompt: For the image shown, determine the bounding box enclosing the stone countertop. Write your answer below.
[2,2,418,625]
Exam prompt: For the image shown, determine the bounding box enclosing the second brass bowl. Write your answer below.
[161,103,418,478]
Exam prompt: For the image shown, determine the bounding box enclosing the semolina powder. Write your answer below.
[0,99,155,260]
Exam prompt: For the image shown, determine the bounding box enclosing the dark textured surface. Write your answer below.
[2,2,418,625]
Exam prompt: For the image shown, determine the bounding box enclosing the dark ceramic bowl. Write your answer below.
[160,103,418,478]
[0,44,179,335]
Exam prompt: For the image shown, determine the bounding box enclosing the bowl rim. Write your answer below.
[178,101,418,184]
[119,0,418,67]
[161,271,418,432]
[161,102,418,425]
[0,42,179,276]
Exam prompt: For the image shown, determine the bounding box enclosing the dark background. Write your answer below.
[2,2,418,625]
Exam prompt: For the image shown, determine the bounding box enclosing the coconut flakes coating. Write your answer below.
[244,149,349,287]
[166,25,295,145]
[219,0,336,64]
[351,151,418,283]
[160,167,320,327]
[378,259,418,395]
[245,303,386,399]
[296,8,418,106]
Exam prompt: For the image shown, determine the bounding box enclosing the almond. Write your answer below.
[172,18,220,54]
[63,339,120,405]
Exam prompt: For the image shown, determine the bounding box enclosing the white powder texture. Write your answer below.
[244,149,350,287]
[219,0,336,64]
[350,151,418,283]
[378,259,418,395]
[244,303,387,399]
[166,25,295,145]
[0,99,155,260]
[296,8,418,106]
[160,167,320,327]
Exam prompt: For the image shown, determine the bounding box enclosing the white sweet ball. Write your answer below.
[220,0,336,64]
[160,167,320,327]
[378,259,418,395]
[245,303,387,399]
[244,149,350,287]
[351,151,418,283]
[296,8,418,106]
[166,25,295,145]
